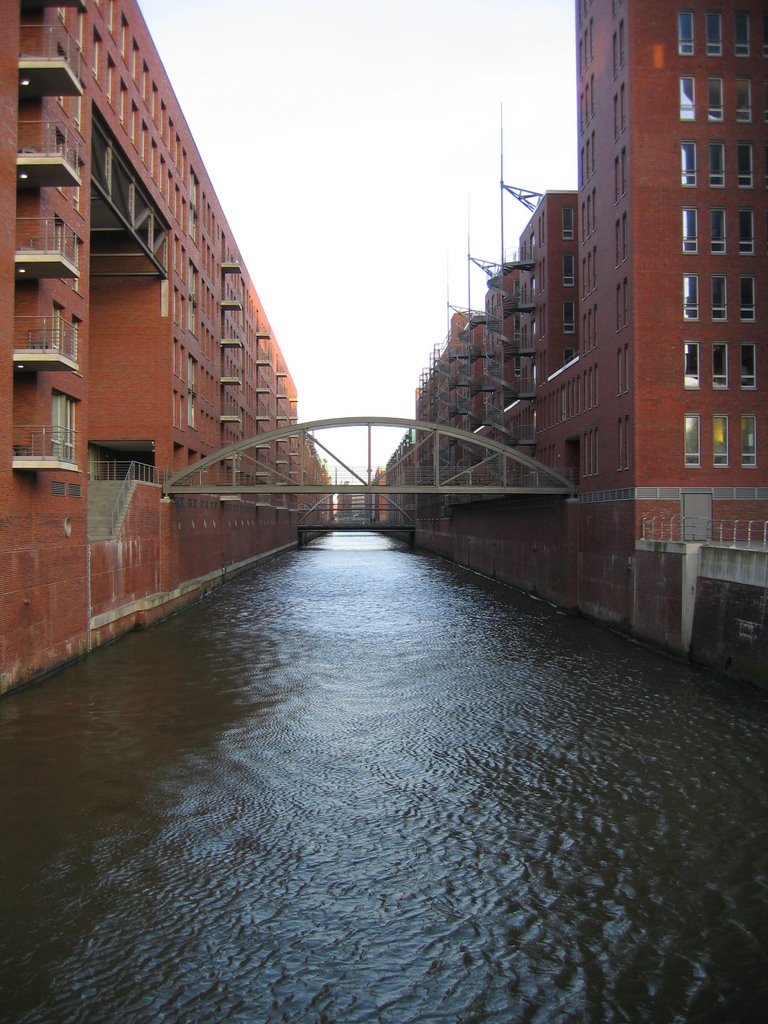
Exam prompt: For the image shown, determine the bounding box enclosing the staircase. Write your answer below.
[88,479,135,539]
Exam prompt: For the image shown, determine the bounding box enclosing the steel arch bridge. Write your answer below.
[163,417,575,503]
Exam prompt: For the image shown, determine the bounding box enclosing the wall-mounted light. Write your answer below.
[20,78,31,87]
[18,267,26,274]
[19,172,29,180]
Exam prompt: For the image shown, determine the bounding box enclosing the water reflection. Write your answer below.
[1,534,767,1023]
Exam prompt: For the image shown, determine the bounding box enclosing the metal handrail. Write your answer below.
[19,23,83,79]
[13,314,78,360]
[15,217,79,263]
[87,462,157,536]
[12,424,76,461]
[641,515,768,547]
[17,120,81,168]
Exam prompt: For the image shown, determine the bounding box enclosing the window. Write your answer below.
[684,341,700,387]
[683,274,699,319]
[563,301,575,334]
[685,414,701,466]
[680,77,696,119]
[619,19,625,66]
[186,355,196,428]
[738,208,754,254]
[713,415,729,466]
[706,12,722,55]
[562,253,575,286]
[51,391,76,462]
[708,77,723,120]
[712,275,727,320]
[735,12,750,56]
[710,208,726,253]
[764,13,768,56]
[709,142,724,186]
[106,56,114,103]
[187,260,197,334]
[681,141,697,185]
[622,212,628,260]
[741,343,756,387]
[736,79,752,121]
[713,343,728,388]
[620,83,626,131]
[764,78,768,122]
[741,415,757,466]
[682,207,698,252]
[562,206,574,239]
[739,277,755,320]
[679,12,694,54]
[737,142,753,187]
[92,30,100,79]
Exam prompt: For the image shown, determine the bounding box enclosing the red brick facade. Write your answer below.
[414,0,767,647]
[1,0,302,693]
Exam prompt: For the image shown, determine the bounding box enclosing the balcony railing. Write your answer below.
[220,323,243,348]
[220,400,243,423]
[641,515,768,547]
[17,120,81,189]
[12,425,76,467]
[13,314,79,371]
[19,23,83,97]
[16,217,79,279]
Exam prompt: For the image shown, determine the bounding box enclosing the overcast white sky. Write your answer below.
[137,0,577,461]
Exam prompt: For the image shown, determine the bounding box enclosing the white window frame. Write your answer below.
[685,414,701,467]
[711,275,727,320]
[678,11,694,54]
[740,343,756,387]
[709,142,725,187]
[683,274,699,320]
[684,341,700,388]
[680,77,696,120]
[682,207,698,252]
[681,141,697,185]
[710,208,726,253]
[706,12,722,55]
[713,343,728,388]
[708,77,724,121]
[713,415,729,466]
[741,414,757,466]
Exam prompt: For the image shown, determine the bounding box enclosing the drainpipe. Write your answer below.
[86,536,92,652]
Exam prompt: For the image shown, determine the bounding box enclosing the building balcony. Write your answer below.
[506,295,535,314]
[221,260,241,275]
[18,23,83,98]
[20,0,85,9]
[17,121,81,190]
[502,335,535,356]
[220,401,242,424]
[13,315,79,372]
[221,294,242,313]
[220,325,243,348]
[12,424,77,471]
[506,424,536,445]
[504,375,537,402]
[220,375,242,387]
[255,330,271,340]
[15,217,79,279]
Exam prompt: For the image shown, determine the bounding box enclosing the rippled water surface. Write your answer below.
[1,535,767,1023]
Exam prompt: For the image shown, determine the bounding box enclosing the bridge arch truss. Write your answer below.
[163,418,575,503]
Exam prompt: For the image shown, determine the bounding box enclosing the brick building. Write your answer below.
[415,0,767,636]
[2,0,305,692]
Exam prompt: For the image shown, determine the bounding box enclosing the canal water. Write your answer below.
[1,535,767,1024]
